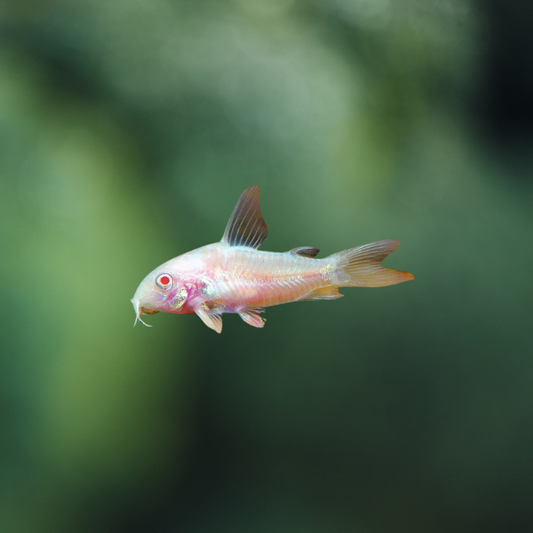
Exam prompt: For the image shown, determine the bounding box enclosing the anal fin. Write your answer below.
[303,286,344,301]
[239,309,266,328]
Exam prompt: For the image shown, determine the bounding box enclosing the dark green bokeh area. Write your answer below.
[1,1,533,532]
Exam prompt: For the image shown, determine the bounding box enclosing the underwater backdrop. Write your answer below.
[1,1,532,532]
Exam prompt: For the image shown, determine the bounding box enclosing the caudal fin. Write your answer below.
[331,240,414,287]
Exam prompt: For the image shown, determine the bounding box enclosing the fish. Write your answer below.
[131,185,414,333]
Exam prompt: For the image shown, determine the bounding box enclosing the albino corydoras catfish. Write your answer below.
[131,185,414,333]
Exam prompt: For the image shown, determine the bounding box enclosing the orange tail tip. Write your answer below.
[332,239,414,288]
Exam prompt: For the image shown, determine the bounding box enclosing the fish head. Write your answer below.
[131,268,188,327]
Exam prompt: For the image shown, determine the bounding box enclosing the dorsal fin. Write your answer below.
[289,246,320,258]
[221,185,268,248]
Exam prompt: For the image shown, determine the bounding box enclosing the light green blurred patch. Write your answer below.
[0,46,192,532]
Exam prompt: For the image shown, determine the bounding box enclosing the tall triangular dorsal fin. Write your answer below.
[289,246,320,258]
[221,185,268,249]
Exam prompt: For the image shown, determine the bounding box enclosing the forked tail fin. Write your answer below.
[331,240,414,287]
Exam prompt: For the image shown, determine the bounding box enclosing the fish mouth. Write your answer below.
[131,299,159,327]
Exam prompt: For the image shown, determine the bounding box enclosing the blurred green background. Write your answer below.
[1,1,533,532]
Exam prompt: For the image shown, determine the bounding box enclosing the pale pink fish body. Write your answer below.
[131,186,414,333]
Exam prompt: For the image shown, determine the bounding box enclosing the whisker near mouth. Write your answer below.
[131,299,153,328]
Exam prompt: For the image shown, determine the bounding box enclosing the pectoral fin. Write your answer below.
[239,309,266,328]
[196,307,223,333]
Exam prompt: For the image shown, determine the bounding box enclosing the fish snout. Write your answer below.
[131,298,159,327]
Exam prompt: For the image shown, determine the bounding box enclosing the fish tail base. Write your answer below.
[331,240,414,287]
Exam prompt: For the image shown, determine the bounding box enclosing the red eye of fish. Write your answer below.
[156,273,173,289]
